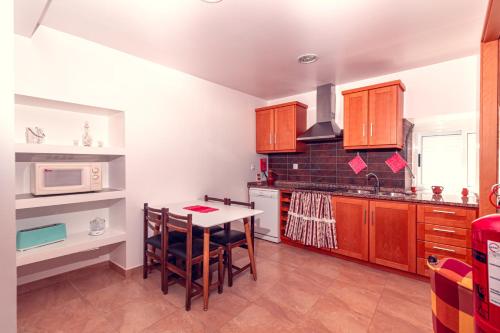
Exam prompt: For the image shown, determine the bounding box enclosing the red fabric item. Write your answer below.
[385,152,407,173]
[348,154,367,174]
[183,205,219,213]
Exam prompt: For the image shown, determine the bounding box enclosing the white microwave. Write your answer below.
[31,162,102,196]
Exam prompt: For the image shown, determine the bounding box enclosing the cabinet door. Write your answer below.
[344,91,369,147]
[256,109,274,152]
[369,201,416,273]
[274,105,296,151]
[368,85,398,146]
[331,197,369,260]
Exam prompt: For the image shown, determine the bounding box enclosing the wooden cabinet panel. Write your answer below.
[417,240,472,265]
[256,109,274,152]
[343,91,368,147]
[331,197,369,260]
[274,105,296,151]
[368,86,398,146]
[369,201,416,273]
[417,222,471,248]
[255,102,306,153]
[342,80,404,149]
[417,205,477,228]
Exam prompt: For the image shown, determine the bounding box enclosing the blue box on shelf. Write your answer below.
[16,223,67,251]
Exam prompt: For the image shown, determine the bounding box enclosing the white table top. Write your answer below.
[159,200,263,228]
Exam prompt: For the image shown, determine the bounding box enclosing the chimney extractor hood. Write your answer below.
[297,83,342,142]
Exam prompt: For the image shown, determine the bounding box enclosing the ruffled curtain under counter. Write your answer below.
[284,191,337,249]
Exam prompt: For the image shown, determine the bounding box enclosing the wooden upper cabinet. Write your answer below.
[256,108,274,152]
[331,197,369,261]
[255,102,307,153]
[274,105,296,151]
[343,91,368,147]
[369,200,416,273]
[342,80,405,149]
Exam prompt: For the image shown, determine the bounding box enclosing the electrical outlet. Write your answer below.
[250,164,255,171]
[293,163,299,170]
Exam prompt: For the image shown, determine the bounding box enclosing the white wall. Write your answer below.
[15,26,265,270]
[0,0,17,331]
[268,55,479,128]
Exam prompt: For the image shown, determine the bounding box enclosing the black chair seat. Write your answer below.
[145,232,186,248]
[192,225,224,238]
[210,230,246,245]
[169,239,220,259]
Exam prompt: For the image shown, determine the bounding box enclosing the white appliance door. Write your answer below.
[249,188,280,243]
[34,164,91,195]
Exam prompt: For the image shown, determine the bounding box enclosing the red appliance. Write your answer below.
[260,158,267,172]
[472,213,500,333]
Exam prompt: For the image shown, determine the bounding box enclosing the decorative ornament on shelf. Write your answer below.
[25,127,46,144]
[82,121,93,147]
[348,153,367,174]
[89,217,106,236]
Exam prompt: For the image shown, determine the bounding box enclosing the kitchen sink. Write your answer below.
[346,189,373,195]
[379,192,407,198]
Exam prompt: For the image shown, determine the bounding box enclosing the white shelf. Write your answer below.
[15,143,125,161]
[16,228,126,266]
[16,189,126,210]
[15,94,123,116]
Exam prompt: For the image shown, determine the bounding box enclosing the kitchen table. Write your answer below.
[161,199,263,310]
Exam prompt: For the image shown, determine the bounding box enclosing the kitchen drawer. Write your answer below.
[416,223,471,248]
[417,205,477,228]
[417,240,472,264]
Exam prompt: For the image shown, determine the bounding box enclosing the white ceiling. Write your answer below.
[17,0,488,99]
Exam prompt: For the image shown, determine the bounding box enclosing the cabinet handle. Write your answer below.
[275,133,277,145]
[364,209,367,224]
[432,227,456,234]
[432,209,456,215]
[432,246,455,253]
[362,124,366,137]
[370,123,373,137]
[269,133,272,145]
[371,210,374,226]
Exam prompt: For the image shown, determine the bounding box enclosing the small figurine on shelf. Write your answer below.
[25,127,46,144]
[82,121,93,147]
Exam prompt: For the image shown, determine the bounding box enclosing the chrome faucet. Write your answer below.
[366,173,380,194]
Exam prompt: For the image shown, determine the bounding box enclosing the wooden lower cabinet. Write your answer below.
[331,197,369,261]
[369,201,417,273]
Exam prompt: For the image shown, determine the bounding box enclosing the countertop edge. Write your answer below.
[247,183,478,209]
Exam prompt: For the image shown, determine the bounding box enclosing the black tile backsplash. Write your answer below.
[268,120,413,190]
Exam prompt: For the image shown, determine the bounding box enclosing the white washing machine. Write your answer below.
[249,188,280,243]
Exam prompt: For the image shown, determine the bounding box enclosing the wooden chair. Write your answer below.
[210,198,255,287]
[143,203,185,280]
[161,209,224,311]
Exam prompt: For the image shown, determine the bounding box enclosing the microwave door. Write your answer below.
[38,166,91,194]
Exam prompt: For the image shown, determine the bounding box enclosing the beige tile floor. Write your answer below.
[18,240,432,333]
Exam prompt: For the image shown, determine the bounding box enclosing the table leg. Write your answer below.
[203,227,210,311]
[243,217,257,281]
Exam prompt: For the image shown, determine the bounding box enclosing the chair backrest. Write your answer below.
[204,195,227,204]
[162,210,194,260]
[143,203,165,236]
[226,198,255,209]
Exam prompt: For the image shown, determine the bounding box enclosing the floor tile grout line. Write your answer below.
[366,277,387,330]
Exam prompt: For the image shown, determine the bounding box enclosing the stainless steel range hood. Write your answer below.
[297,83,342,142]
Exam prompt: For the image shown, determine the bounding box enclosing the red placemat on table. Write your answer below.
[348,154,367,174]
[385,152,407,173]
[183,205,219,213]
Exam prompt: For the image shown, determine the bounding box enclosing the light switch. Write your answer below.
[293,163,298,170]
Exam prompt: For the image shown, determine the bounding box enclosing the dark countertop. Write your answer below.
[248,181,478,208]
